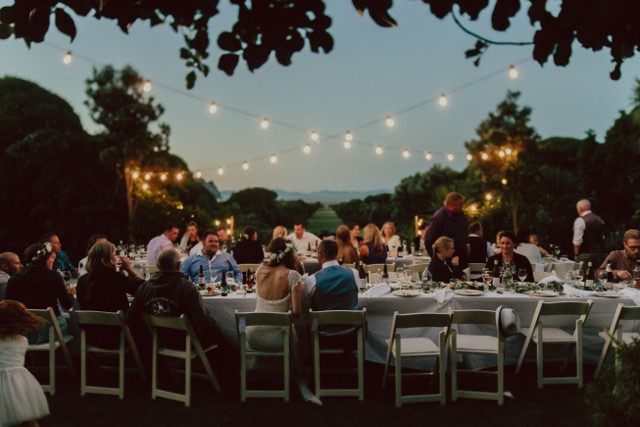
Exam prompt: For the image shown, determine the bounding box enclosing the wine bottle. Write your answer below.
[198,265,205,289]
[246,269,254,293]
[397,242,404,258]
[358,263,367,280]
[382,263,389,282]
[491,259,500,289]
[583,261,593,290]
[221,270,228,296]
[307,241,312,256]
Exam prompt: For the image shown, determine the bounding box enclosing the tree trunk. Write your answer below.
[124,163,136,242]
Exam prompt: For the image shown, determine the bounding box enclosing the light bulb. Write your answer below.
[344,131,353,142]
[466,154,472,161]
[142,80,152,93]
[501,178,508,185]
[260,118,270,130]
[303,144,311,154]
[438,93,448,107]
[208,102,218,114]
[242,161,249,170]
[270,154,278,164]
[343,140,352,149]
[160,173,167,181]
[481,152,489,160]
[498,150,505,157]
[425,151,432,160]
[132,172,139,179]
[62,51,72,64]
[142,183,149,190]
[470,205,477,212]
[310,131,319,142]
[144,173,151,181]
[385,116,396,128]
[485,193,493,201]
[402,149,410,158]
[509,65,518,79]
[195,170,202,179]
[505,148,512,155]
[217,167,224,175]
[447,153,454,161]
[176,173,183,180]
[375,146,383,155]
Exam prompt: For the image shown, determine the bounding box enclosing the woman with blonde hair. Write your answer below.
[359,224,387,265]
[380,221,401,250]
[428,236,466,283]
[336,225,359,267]
[272,225,288,240]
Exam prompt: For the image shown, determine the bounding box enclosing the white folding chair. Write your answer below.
[73,310,146,399]
[382,312,450,407]
[27,307,76,395]
[237,263,262,273]
[449,308,506,405]
[404,263,430,278]
[594,303,640,379]
[342,263,356,269]
[516,300,593,388]
[364,263,396,273]
[310,309,367,401]
[142,313,220,407]
[235,310,292,402]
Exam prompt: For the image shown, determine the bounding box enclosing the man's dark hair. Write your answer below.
[318,240,338,261]
[468,222,482,234]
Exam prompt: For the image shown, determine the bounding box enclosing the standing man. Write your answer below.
[146,225,179,266]
[595,229,640,283]
[288,222,321,254]
[467,222,494,263]
[573,199,605,266]
[181,230,242,283]
[0,252,24,299]
[424,192,469,269]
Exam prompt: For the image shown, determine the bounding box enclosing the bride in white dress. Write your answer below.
[247,237,321,405]
[0,300,50,427]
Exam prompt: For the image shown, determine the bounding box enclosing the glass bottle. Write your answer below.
[220,270,228,296]
[198,265,205,289]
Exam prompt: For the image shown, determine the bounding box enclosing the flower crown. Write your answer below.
[269,240,296,263]
[27,242,52,267]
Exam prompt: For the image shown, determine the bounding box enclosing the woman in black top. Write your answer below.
[76,241,144,347]
[485,231,534,282]
[233,226,265,265]
[428,236,466,283]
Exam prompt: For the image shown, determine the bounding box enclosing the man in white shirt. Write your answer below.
[288,222,321,254]
[572,199,605,266]
[146,225,180,266]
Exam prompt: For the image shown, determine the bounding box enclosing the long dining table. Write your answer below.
[201,288,637,371]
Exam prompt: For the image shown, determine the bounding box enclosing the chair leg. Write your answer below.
[497,343,504,406]
[594,337,611,379]
[151,333,158,400]
[313,333,321,397]
[118,338,125,400]
[358,329,364,401]
[284,337,291,403]
[536,327,544,389]
[395,344,402,408]
[80,331,87,397]
[382,340,393,390]
[577,328,583,388]
[240,339,247,402]
[185,340,192,407]
[450,333,457,402]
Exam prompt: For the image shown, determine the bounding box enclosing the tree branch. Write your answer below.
[451,9,533,47]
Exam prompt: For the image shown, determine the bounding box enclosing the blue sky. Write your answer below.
[1,1,638,192]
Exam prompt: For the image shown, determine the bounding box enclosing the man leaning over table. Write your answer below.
[595,229,640,285]
[181,230,242,283]
[424,192,469,269]
[146,224,179,266]
[572,199,605,267]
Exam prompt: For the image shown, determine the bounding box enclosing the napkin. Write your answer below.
[562,284,591,298]
[427,287,454,304]
[364,282,392,297]
[538,271,560,285]
[619,287,640,306]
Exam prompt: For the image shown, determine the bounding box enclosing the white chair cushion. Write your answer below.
[456,335,498,353]
[521,327,576,343]
[387,337,439,356]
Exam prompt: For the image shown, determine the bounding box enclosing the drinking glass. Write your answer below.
[395,267,404,287]
[596,270,608,290]
[482,269,492,291]
[114,256,123,272]
[517,268,527,285]
[225,271,235,289]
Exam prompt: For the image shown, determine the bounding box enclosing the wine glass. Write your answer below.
[225,271,235,287]
[517,268,527,285]
[482,268,492,291]
[395,267,404,287]
[63,270,73,294]
[596,270,608,290]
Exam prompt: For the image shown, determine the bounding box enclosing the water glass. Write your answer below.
[225,271,235,287]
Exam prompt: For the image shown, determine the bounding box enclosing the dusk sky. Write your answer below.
[1,1,638,193]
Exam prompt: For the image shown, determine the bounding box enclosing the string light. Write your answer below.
[509,65,518,79]
[485,193,493,201]
[132,171,139,179]
[310,130,319,142]
[144,173,151,181]
[62,51,72,64]
[501,178,508,185]
[142,183,149,190]
[195,170,202,179]
[344,131,353,141]
[260,118,270,129]
[176,172,183,180]
[425,151,432,160]
[217,167,224,175]
[481,152,489,160]
[402,149,410,158]
[303,144,311,154]
[447,153,454,161]
[498,150,505,157]
[466,154,472,161]
[270,154,278,164]
[242,161,249,170]
[438,93,448,107]
[505,148,512,155]
[142,80,152,93]
[470,205,477,212]
[160,173,167,181]
[208,102,218,114]
[343,140,352,149]
[385,115,396,128]
[375,145,383,155]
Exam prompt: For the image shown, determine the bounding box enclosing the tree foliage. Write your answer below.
[1,1,637,87]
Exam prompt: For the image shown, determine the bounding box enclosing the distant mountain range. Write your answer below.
[214,187,391,204]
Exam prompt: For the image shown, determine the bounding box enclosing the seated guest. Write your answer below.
[233,226,265,264]
[77,233,107,277]
[359,223,387,265]
[428,236,466,283]
[288,222,321,254]
[491,231,502,255]
[126,248,219,348]
[146,224,180,266]
[380,221,401,251]
[217,226,230,252]
[76,241,144,347]
[485,231,534,282]
[179,221,200,254]
[595,229,639,284]
[272,226,288,240]
[336,225,360,268]
[530,234,550,257]
[6,243,74,342]
[40,232,77,277]
[181,230,242,283]
[0,252,23,300]
[348,223,362,248]
[467,222,494,263]
[514,228,542,264]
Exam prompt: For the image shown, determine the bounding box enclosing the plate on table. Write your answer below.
[592,292,620,298]
[528,290,559,297]
[391,290,421,297]
[454,289,484,296]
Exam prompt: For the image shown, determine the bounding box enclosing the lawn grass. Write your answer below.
[40,360,592,427]
[307,206,343,236]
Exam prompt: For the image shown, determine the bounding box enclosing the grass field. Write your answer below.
[307,206,343,236]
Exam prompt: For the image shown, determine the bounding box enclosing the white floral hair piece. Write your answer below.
[269,240,296,264]
[27,242,53,267]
